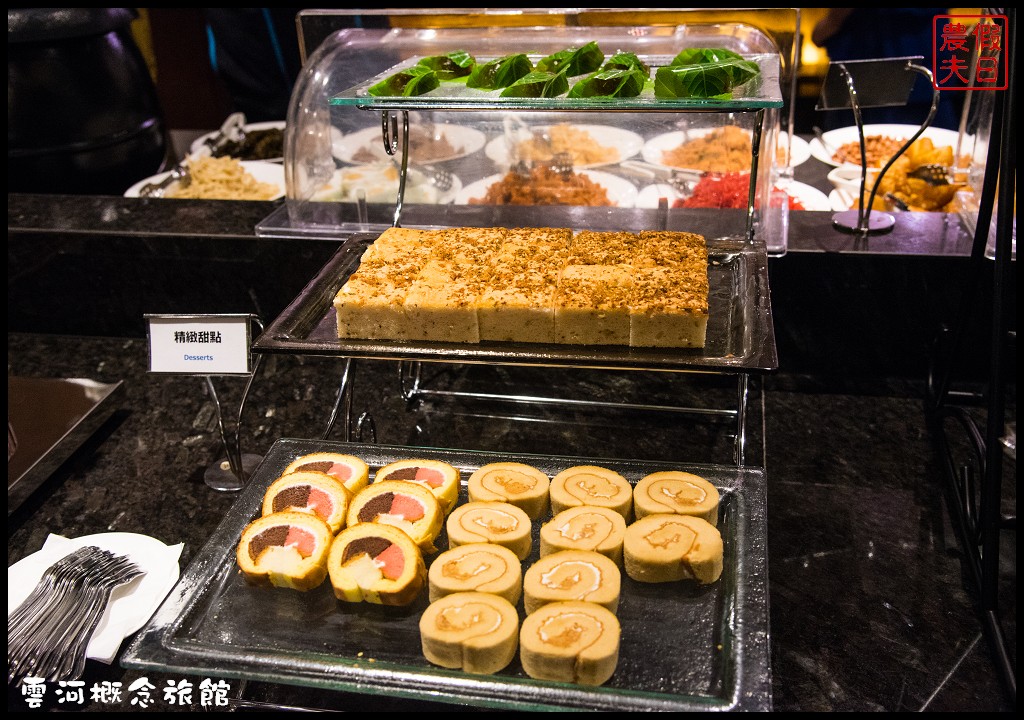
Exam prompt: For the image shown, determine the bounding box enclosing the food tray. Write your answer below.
[252,234,778,373]
[330,53,783,112]
[8,377,124,515]
[121,439,770,711]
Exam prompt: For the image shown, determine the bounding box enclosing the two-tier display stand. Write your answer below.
[127,36,783,712]
[255,50,784,468]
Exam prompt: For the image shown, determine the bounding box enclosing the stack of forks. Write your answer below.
[8,546,145,683]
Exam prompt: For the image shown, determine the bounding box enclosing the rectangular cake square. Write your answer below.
[568,230,639,266]
[433,226,507,266]
[334,273,411,340]
[477,263,559,343]
[403,261,481,343]
[628,267,709,348]
[553,264,634,345]
[633,230,708,268]
[361,226,443,265]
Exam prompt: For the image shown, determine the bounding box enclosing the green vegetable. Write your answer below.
[499,70,570,98]
[367,65,440,97]
[568,67,646,98]
[669,47,744,67]
[466,53,533,89]
[536,41,604,77]
[654,54,760,99]
[417,50,476,80]
[601,51,650,76]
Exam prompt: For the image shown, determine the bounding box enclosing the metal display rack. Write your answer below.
[925,9,1016,706]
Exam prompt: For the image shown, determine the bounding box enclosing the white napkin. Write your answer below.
[7,532,183,664]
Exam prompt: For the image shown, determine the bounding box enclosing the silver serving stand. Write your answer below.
[302,62,780,468]
[816,56,942,235]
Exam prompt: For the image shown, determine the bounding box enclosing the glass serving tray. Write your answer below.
[252,233,778,373]
[121,438,770,711]
[331,53,783,112]
[8,377,124,515]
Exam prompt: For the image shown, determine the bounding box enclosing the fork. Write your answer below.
[48,558,145,681]
[8,546,102,644]
[8,547,143,683]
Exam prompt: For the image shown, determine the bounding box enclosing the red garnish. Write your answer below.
[673,171,808,210]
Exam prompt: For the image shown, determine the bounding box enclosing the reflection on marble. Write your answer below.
[6,332,1014,712]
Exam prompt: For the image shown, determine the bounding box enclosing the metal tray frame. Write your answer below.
[122,439,771,711]
[252,233,776,465]
[253,234,778,373]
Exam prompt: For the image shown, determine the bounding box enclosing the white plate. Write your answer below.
[335,124,487,165]
[124,160,286,200]
[190,120,286,162]
[829,189,853,211]
[454,169,638,208]
[484,124,645,169]
[782,132,811,168]
[642,127,802,172]
[635,183,684,209]
[636,180,830,211]
[312,163,462,205]
[808,123,962,168]
[8,532,183,663]
[782,181,831,211]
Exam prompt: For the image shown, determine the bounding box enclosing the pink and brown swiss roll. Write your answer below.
[262,471,351,534]
[373,459,460,516]
[282,452,370,496]
[346,480,444,554]
[236,511,333,591]
[328,522,426,605]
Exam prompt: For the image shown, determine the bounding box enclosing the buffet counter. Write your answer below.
[7,175,1015,712]
[7,316,1013,712]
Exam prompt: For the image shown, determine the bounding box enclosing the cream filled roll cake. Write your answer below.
[524,550,621,614]
[333,226,709,348]
[428,543,522,605]
[624,514,724,585]
[549,465,633,520]
[467,461,550,519]
[519,601,620,686]
[633,470,720,525]
[420,592,519,675]
[446,500,532,560]
[539,505,627,565]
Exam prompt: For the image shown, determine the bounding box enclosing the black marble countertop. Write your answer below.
[5,169,1015,711]
[6,329,1015,712]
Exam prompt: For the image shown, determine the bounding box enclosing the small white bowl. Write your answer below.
[827,165,880,198]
